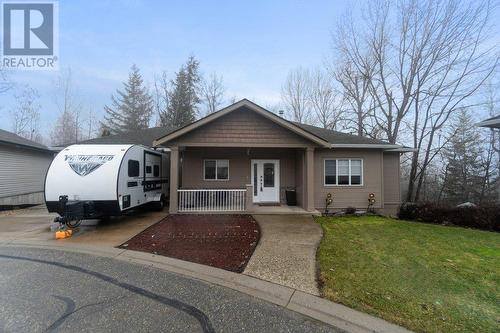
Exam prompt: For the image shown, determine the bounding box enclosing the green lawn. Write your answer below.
[315,216,500,333]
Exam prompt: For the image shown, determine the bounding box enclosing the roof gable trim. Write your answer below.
[153,99,331,147]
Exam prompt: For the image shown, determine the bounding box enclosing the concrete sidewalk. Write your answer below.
[0,239,412,333]
[244,215,323,295]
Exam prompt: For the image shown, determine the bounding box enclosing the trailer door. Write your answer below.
[144,151,162,195]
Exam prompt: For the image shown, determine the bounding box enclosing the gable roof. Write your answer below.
[153,99,332,148]
[153,99,406,149]
[477,115,500,128]
[0,128,53,153]
[79,126,176,146]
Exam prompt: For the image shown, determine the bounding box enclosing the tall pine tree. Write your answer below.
[159,56,200,128]
[102,65,153,134]
[442,109,483,205]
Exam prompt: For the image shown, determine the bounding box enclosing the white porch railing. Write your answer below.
[178,189,247,212]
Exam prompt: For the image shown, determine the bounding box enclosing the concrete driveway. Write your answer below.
[0,205,166,247]
[244,215,322,295]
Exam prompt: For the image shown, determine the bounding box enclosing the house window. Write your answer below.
[324,160,336,185]
[204,160,229,180]
[338,160,349,185]
[128,160,140,177]
[324,159,363,186]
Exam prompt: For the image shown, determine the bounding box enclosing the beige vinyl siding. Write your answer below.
[314,148,383,210]
[0,144,53,200]
[180,147,297,203]
[170,107,314,147]
[383,152,401,216]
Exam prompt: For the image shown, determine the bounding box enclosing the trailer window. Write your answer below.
[153,165,160,177]
[128,160,140,177]
[146,166,152,174]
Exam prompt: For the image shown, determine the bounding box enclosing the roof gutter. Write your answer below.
[330,143,402,149]
[476,119,500,128]
[329,143,416,152]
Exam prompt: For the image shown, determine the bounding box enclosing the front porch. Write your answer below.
[168,146,316,214]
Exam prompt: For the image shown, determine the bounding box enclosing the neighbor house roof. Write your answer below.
[79,126,176,146]
[153,99,407,150]
[0,129,53,153]
[476,115,500,128]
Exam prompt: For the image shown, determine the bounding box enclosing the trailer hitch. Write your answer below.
[54,195,83,229]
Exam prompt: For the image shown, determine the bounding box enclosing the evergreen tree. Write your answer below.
[102,65,153,134]
[159,56,200,127]
[442,109,483,205]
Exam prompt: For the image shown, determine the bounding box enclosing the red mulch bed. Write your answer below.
[119,214,260,273]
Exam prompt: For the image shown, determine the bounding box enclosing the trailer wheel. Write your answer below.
[154,195,165,211]
[66,219,82,229]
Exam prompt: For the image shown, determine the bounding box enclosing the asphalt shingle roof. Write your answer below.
[79,126,176,146]
[81,121,393,147]
[292,122,392,145]
[0,128,52,152]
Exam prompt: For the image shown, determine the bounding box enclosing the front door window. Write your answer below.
[263,163,274,187]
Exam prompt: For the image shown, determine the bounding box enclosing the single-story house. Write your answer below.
[0,129,55,207]
[477,115,500,128]
[153,99,410,216]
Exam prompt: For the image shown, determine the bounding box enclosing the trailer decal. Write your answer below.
[64,154,114,176]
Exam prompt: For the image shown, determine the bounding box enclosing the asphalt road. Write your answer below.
[0,247,341,333]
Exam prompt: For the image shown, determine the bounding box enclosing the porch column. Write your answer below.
[169,146,179,214]
[305,147,315,211]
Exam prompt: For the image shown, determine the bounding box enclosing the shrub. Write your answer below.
[344,206,356,215]
[398,202,500,232]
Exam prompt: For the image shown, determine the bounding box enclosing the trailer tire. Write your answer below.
[154,195,165,211]
[66,219,82,229]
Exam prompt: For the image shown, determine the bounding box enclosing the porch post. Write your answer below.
[245,184,253,212]
[305,147,315,211]
[169,146,179,214]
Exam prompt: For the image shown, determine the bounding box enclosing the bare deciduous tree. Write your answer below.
[281,67,312,123]
[51,67,84,145]
[334,0,498,202]
[331,12,377,136]
[154,71,170,126]
[11,86,42,141]
[200,72,225,117]
[308,68,343,129]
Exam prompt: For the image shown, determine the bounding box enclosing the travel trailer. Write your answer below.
[45,144,169,227]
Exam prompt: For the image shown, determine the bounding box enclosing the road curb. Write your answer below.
[1,240,412,333]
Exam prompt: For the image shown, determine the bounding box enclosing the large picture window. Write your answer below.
[204,160,229,180]
[324,159,363,186]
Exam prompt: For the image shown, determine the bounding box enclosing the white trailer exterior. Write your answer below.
[45,144,169,219]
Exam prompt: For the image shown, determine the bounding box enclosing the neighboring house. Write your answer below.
[80,126,176,146]
[0,129,55,207]
[153,99,410,216]
[477,115,500,128]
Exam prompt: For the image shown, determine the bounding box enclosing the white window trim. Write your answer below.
[323,158,364,187]
[203,159,230,181]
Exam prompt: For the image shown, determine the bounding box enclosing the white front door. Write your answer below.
[251,160,280,203]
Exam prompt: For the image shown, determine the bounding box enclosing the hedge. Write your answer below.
[399,202,500,232]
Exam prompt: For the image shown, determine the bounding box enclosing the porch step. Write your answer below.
[257,202,281,207]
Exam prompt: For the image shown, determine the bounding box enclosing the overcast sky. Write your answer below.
[0,0,353,137]
[0,0,498,139]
